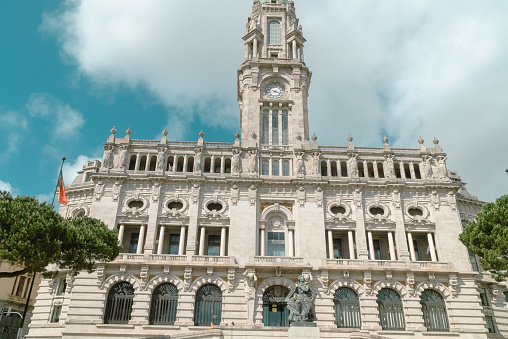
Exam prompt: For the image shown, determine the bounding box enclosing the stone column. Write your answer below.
[221,156,225,174]
[292,40,297,59]
[409,162,416,179]
[210,156,215,173]
[373,161,379,178]
[117,224,125,245]
[178,226,186,255]
[137,225,146,255]
[245,44,249,60]
[407,232,416,261]
[199,227,206,256]
[327,230,334,259]
[348,231,355,259]
[260,229,266,256]
[288,229,294,257]
[183,155,188,173]
[172,156,177,173]
[220,227,227,257]
[300,47,304,62]
[400,162,406,178]
[367,231,375,260]
[135,153,141,170]
[428,233,437,262]
[388,232,396,260]
[253,39,258,58]
[157,226,165,255]
[327,160,331,177]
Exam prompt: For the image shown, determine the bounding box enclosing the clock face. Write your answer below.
[265,83,285,99]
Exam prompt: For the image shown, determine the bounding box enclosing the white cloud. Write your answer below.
[0,111,29,159]
[0,180,13,193]
[42,0,508,201]
[26,93,84,140]
[63,153,102,185]
[35,193,53,205]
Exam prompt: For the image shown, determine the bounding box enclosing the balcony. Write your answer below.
[250,256,310,268]
[410,261,454,271]
[325,259,454,272]
[114,254,237,267]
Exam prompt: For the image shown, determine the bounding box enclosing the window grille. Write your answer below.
[194,284,222,326]
[268,21,281,45]
[263,285,290,327]
[262,110,269,144]
[272,110,279,145]
[334,287,361,328]
[420,289,449,332]
[377,288,405,331]
[282,111,288,145]
[149,283,178,325]
[104,282,135,324]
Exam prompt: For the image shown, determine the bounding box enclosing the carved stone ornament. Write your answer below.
[319,270,329,289]
[315,187,323,207]
[243,269,257,301]
[421,155,433,179]
[449,274,458,298]
[65,273,75,293]
[391,189,401,209]
[184,267,192,292]
[115,145,128,170]
[191,183,200,204]
[96,265,105,287]
[230,185,240,205]
[156,148,167,173]
[430,190,440,209]
[294,151,305,177]
[194,148,203,175]
[436,155,448,179]
[311,152,321,177]
[384,154,396,179]
[140,266,149,290]
[363,271,372,296]
[232,149,242,176]
[447,191,457,210]
[248,149,258,175]
[94,181,105,201]
[227,268,236,293]
[297,187,306,206]
[248,185,257,205]
[353,189,362,208]
[112,181,122,201]
[347,153,359,178]
[101,145,115,171]
[406,273,415,297]
[151,182,161,202]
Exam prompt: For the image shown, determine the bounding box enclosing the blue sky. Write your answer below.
[1,0,507,204]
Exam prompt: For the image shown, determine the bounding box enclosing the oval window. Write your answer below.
[369,207,384,216]
[331,206,346,215]
[168,201,184,210]
[408,208,424,217]
[74,210,86,218]
[207,202,223,212]
[128,200,144,209]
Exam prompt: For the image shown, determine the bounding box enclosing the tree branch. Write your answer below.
[0,267,29,278]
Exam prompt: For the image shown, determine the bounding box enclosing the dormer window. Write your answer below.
[268,21,281,45]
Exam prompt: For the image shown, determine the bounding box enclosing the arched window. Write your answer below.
[340,161,348,177]
[414,164,422,179]
[334,287,361,329]
[272,110,279,145]
[263,285,290,327]
[262,110,269,145]
[262,160,269,175]
[377,288,405,331]
[272,160,280,176]
[367,162,375,178]
[187,156,195,172]
[214,157,222,173]
[282,160,290,176]
[139,155,147,171]
[377,162,385,178]
[104,282,134,324]
[282,111,288,145]
[204,157,211,173]
[176,156,184,172]
[331,161,338,177]
[394,163,402,178]
[194,284,222,326]
[321,161,328,176]
[167,156,174,171]
[357,162,365,177]
[421,289,449,332]
[149,283,178,325]
[268,21,281,45]
[404,163,412,178]
[149,155,157,171]
[128,155,137,170]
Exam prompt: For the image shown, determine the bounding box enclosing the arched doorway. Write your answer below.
[421,289,449,332]
[149,283,178,325]
[334,287,361,328]
[194,284,222,326]
[103,282,134,324]
[377,288,405,331]
[263,285,290,327]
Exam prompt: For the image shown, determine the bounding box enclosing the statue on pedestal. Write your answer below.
[286,275,317,324]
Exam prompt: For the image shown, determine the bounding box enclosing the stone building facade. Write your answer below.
[28,1,507,338]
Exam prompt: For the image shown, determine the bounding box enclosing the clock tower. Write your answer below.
[238,0,311,149]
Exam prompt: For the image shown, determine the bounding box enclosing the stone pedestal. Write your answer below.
[288,323,320,339]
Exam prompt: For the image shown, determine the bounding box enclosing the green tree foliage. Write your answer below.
[0,191,120,278]
[460,195,508,282]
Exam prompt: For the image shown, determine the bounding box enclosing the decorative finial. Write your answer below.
[126,127,132,135]
[111,126,117,135]
[418,136,424,145]
[312,133,317,142]
[235,131,241,140]
[433,137,439,145]
[383,136,389,145]
[199,129,205,138]
[163,128,168,137]
[347,134,353,143]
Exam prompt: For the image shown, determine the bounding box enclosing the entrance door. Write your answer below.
[263,285,290,327]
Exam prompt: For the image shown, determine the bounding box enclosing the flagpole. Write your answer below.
[51,157,66,207]
[18,157,66,338]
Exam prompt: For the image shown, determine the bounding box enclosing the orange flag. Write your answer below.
[58,169,68,205]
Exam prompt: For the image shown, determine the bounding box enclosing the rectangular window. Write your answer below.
[333,238,343,259]
[282,160,290,176]
[272,111,279,145]
[262,160,269,176]
[268,21,281,45]
[129,233,139,254]
[262,110,269,145]
[485,315,496,333]
[373,239,381,260]
[56,278,67,296]
[50,305,62,323]
[207,235,221,256]
[267,232,285,257]
[15,276,26,297]
[169,234,180,255]
[272,160,280,176]
[282,112,288,145]
[413,240,420,261]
